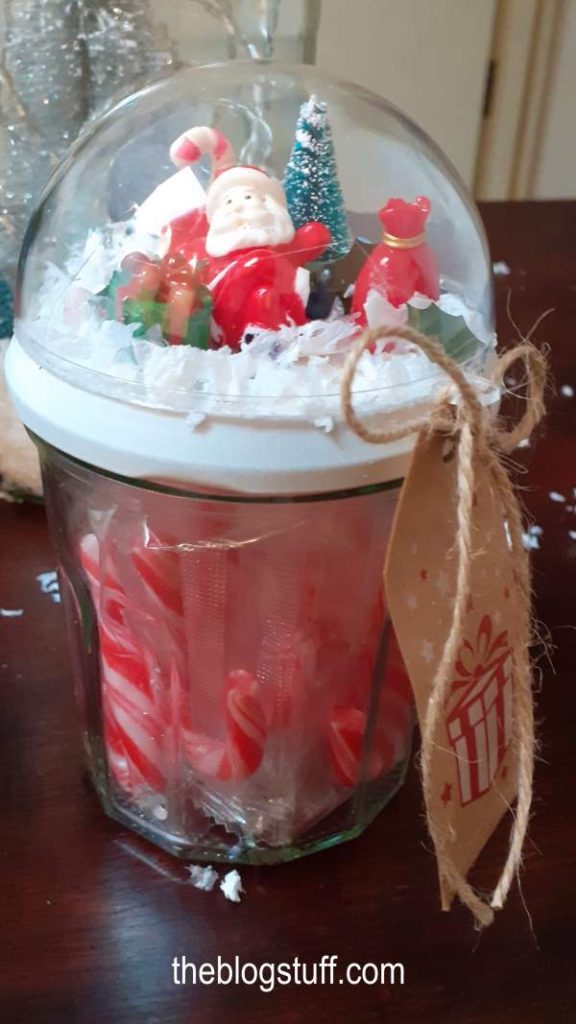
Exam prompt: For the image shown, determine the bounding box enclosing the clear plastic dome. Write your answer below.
[15,61,495,419]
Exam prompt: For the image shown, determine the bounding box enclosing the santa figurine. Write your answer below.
[166,126,331,350]
[352,196,440,323]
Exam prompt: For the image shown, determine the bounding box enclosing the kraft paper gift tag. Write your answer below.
[385,430,520,909]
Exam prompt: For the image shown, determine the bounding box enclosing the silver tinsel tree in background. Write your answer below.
[0,66,48,286]
[79,0,174,116]
[0,0,87,284]
[0,0,317,302]
[0,0,175,292]
[4,0,86,153]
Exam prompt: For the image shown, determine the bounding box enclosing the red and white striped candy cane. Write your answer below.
[80,533,169,794]
[131,529,183,626]
[127,526,190,738]
[169,126,235,176]
[328,684,412,789]
[184,669,267,783]
[328,708,372,789]
[128,516,265,785]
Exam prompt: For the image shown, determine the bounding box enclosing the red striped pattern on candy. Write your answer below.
[169,126,234,173]
[80,533,169,793]
[328,676,412,789]
[184,669,267,783]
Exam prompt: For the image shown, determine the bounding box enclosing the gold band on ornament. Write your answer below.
[382,232,425,249]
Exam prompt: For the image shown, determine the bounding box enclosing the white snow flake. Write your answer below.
[220,869,244,903]
[36,571,61,603]
[188,864,219,892]
[523,523,543,550]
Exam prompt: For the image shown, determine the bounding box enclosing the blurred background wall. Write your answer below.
[153,0,575,198]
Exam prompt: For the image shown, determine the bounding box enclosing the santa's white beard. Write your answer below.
[206,204,295,257]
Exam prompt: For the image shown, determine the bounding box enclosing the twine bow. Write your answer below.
[341,324,547,927]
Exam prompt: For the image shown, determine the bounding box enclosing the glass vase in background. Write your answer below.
[165,0,321,63]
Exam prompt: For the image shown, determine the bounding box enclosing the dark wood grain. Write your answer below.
[1,201,575,1024]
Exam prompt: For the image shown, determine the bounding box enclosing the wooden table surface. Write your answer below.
[1,201,575,1024]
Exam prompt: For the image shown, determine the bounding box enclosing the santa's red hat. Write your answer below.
[170,126,286,221]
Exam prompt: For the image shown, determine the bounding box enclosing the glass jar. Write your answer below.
[39,438,410,862]
[7,61,495,862]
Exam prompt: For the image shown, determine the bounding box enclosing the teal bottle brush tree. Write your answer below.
[283,95,351,262]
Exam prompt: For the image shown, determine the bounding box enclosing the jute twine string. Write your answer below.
[341,324,547,927]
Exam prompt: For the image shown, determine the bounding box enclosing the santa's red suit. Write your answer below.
[166,126,331,350]
[167,215,330,349]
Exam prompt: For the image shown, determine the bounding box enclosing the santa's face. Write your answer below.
[206,184,295,257]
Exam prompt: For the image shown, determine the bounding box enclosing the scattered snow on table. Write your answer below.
[522,524,543,551]
[187,864,219,892]
[220,869,244,903]
[36,571,61,603]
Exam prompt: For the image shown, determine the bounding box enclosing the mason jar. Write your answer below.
[27,437,408,861]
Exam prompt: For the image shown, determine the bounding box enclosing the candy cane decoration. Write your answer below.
[329,708,370,788]
[184,669,267,783]
[127,526,190,744]
[328,683,413,789]
[130,527,186,648]
[169,126,235,177]
[80,533,169,794]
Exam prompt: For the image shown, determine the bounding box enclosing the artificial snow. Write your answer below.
[220,869,244,903]
[492,261,511,276]
[19,228,497,429]
[522,524,543,551]
[187,864,219,892]
[36,571,61,604]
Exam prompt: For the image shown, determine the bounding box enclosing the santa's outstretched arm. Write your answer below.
[288,222,331,265]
